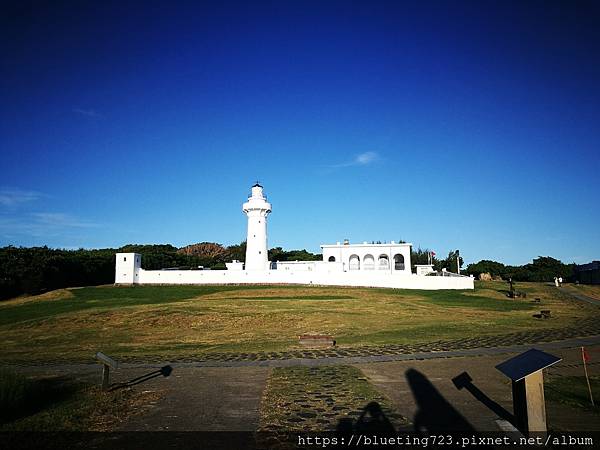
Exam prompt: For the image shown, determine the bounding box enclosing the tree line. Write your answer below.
[0,242,322,300]
[0,243,577,301]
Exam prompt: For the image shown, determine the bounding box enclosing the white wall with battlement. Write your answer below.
[115,253,474,290]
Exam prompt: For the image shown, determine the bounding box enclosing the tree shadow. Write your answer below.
[0,375,79,425]
[406,368,476,433]
[109,365,173,391]
[452,371,515,425]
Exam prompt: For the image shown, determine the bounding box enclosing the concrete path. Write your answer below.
[117,366,270,431]
[11,342,599,433]
[357,345,600,433]
[562,285,600,306]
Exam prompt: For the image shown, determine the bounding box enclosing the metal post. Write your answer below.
[102,364,110,390]
[582,347,595,406]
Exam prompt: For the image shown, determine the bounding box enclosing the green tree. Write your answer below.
[436,250,463,273]
[465,260,506,278]
[410,247,439,272]
[226,241,246,262]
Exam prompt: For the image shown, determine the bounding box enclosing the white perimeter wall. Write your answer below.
[130,267,474,290]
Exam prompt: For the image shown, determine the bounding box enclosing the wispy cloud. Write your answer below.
[329,151,380,169]
[354,151,379,165]
[73,107,102,118]
[31,213,99,228]
[0,212,100,240]
[0,188,43,207]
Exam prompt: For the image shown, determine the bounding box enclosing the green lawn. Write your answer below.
[259,365,408,436]
[0,282,597,363]
[545,376,599,415]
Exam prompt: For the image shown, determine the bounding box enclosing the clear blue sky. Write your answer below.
[1,0,599,265]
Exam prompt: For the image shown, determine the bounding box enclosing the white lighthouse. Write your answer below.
[242,183,272,271]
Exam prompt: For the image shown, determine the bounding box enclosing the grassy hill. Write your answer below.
[0,282,598,363]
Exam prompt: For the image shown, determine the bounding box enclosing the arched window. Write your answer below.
[378,254,389,270]
[328,256,336,262]
[349,254,360,270]
[393,254,405,271]
[363,254,375,270]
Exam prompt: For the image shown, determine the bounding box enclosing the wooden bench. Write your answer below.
[298,334,336,347]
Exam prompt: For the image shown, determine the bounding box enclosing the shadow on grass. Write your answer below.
[0,373,78,425]
[337,401,397,439]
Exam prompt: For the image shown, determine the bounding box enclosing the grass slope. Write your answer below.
[0,282,597,362]
[0,368,155,431]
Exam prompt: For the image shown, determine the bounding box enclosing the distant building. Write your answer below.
[115,184,474,290]
[321,241,411,274]
[574,261,600,285]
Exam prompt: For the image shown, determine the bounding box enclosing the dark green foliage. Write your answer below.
[226,240,246,262]
[268,247,321,261]
[465,260,507,278]
[434,250,464,273]
[507,256,576,282]
[0,244,238,300]
[410,247,439,270]
[0,242,320,301]
[466,256,575,282]
[0,246,115,300]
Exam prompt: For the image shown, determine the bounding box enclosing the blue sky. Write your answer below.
[1,0,599,265]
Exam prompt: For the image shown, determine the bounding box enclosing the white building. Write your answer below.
[115,184,473,290]
[321,241,411,274]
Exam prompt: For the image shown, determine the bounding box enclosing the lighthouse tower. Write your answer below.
[243,183,272,271]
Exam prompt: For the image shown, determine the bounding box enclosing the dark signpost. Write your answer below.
[495,349,561,435]
[508,278,514,298]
